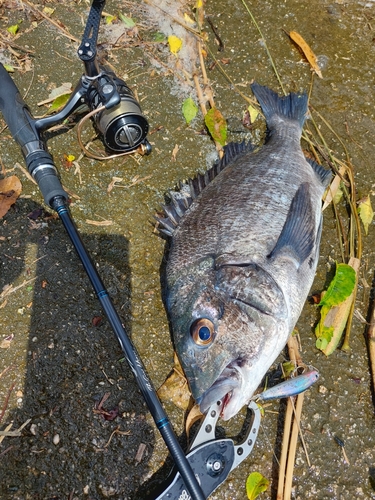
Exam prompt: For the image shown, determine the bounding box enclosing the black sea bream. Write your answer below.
[157,83,331,420]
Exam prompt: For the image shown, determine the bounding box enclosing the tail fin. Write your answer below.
[251,82,308,130]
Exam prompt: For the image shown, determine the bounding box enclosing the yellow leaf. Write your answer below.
[43,7,55,15]
[358,195,374,235]
[289,31,323,78]
[195,0,203,7]
[184,13,196,25]
[168,35,183,55]
[66,154,75,163]
[248,104,259,123]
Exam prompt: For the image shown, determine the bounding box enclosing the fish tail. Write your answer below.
[251,82,308,131]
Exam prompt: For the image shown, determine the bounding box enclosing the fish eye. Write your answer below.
[190,318,215,346]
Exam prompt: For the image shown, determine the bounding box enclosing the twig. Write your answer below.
[277,336,310,500]
[366,292,375,404]
[239,0,285,93]
[277,398,293,499]
[0,277,37,301]
[22,0,79,43]
[283,393,306,499]
[0,382,15,424]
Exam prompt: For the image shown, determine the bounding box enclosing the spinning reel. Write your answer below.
[35,0,151,159]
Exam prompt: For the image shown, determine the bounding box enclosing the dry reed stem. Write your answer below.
[23,0,79,43]
[277,336,308,500]
[367,299,375,398]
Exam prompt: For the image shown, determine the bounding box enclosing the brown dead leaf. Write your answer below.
[0,175,22,218]
[171,144,179,161]
[157,353,192,410]
[322,165,346,210]
[289,31,323,78]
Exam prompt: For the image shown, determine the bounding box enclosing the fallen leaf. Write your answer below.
[247,104,259,124]
[119,12,136,28]
[358,195,373,235]
[171,144,179,161]
[0,334,14,349]
[92,316,103,327]
[182,97,198,125]
[168,35,183,55]
[204,107,227,146]
[184,13,196,25]
[48,93,71,113]
[43,7,55,15]
[246,471,269,499]
[105,15,117,24]
[289,31,323,78]
[157,353,192,410]
[0,176,22,218]
[7,24,19,35]
[315,258,359,355]
[322,165,346,210]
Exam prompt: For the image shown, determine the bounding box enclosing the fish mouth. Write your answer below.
[198,361,247,421]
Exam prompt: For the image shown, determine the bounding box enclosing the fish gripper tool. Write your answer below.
[156,400,261,499]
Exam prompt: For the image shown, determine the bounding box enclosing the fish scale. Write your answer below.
[157,83,331,420]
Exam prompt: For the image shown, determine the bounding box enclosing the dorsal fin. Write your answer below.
[306,158,332,187]
[155,140,254,236]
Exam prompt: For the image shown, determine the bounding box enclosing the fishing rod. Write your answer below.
[0,1,205,499]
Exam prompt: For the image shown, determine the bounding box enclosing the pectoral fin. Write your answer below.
[268,183,318,267]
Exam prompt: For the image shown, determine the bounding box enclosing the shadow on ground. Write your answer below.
[0,199,157,499]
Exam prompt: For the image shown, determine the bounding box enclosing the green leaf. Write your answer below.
[7,24,19,35]
[204,107,227,146]
[318,263,356,308]
[182,97,198,125]
[316,337,328,351]
[282,361,296,378]
[358,195,373,235]
[3,64,14,72]
[153,32,167,42]
[315,260,359,356]
[119,12,135,28]
[48,93,71,113]
[105,15,117,24]
[246,472,269,500]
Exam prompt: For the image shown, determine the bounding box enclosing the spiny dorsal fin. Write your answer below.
[306,158,332,188]
[156,140,254,236]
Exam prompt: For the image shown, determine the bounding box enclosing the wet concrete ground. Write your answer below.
[1,0,375,499]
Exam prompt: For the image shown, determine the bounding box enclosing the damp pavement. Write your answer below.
[1,0,375,499]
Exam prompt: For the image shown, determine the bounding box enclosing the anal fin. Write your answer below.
[268,183,318,267]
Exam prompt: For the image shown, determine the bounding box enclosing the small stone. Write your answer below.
[30,424,37,436]
[53,434,60,445]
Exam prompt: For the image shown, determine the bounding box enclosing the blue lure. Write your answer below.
[256,368,320,402]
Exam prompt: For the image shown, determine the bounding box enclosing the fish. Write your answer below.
[255,368,320,402]
[157,83,331,421]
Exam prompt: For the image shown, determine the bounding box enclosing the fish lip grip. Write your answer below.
[156,401,261,499]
